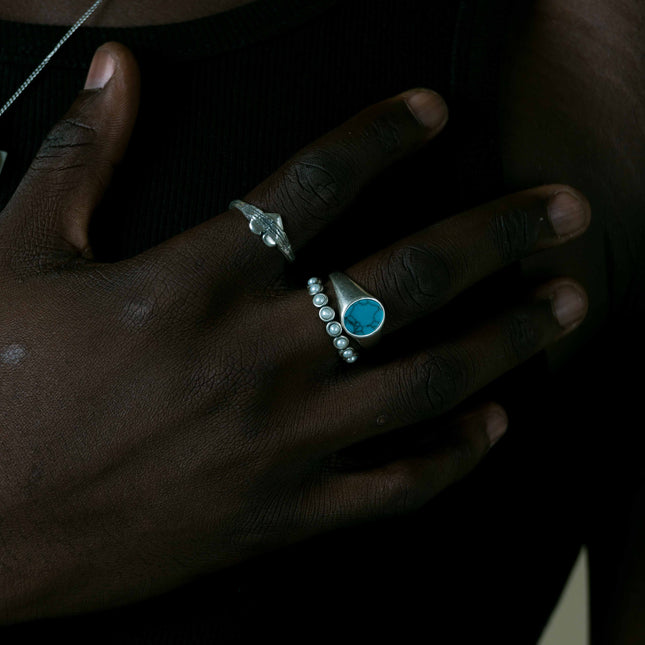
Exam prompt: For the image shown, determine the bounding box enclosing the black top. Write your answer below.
[0,0,510,262]
[0,1,596,643]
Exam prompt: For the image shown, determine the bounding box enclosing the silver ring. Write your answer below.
[307,278,359,364]
[329,272,385,348]
[229,200,295,262]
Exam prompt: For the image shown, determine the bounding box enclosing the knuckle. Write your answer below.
[189,339,262,408]
[32,118,98,173]
[130,269,180,321]
[488,207,539,264]
[360,111,405,156]
[380,467,424,516]
[418,351,467,416]
[117,295,163,330]
[443,439,479,481]
[500,310,543,363]
[420,441,479,501]
[386,244,454,315]
[104,261,201,333]
[277,150,353,221]
[393,351,467,422]
[116,282,192,332]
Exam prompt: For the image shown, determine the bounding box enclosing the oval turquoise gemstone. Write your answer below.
[343,298,385,337]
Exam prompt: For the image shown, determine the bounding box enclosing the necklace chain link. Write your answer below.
[0,0,107,120]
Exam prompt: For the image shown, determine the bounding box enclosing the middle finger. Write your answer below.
[340,184,590,334]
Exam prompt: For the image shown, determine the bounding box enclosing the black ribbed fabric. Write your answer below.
[0,0,510,264]
[0,2,586,643]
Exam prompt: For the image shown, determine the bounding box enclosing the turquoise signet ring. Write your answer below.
[329,272,385,348]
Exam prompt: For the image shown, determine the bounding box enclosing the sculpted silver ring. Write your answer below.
[329,272,385,348]
[229,200,296,262]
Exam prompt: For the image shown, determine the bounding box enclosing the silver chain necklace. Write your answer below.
[0,0,108,176]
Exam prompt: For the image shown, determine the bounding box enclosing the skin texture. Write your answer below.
[0,0,257,26]
[0,42,591,622]
[0,0,629,636]
[499,0,645,641]
[502,0,644,338]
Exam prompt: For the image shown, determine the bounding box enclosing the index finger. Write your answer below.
[240,88,448,251]
[156,89,448,277]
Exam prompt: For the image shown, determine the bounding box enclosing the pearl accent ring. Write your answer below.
[307,278,359,365]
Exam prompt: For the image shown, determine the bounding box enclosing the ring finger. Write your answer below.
[299,277,587,451]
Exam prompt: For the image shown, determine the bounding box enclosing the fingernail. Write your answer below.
[547,190,590,238]
[486,407,508,449]
[402,89,449,132]
[551,283,588,330]
[84,49,115,90]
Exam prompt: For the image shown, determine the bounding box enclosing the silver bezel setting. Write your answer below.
[329,272,385,348]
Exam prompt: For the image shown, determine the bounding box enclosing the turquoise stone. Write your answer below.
[343,298,384,337]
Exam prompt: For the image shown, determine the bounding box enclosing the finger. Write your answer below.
[155,88,448,276]
[242,88,448,248]
[302,278,586,451]
[341,184,591,334]
[0,42,140,265]
[318,403,507,525]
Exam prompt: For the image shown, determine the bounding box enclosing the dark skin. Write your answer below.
[501,1,645,642]
[502,0,644,337]
[0,0,640,638]
[0,36,592,625]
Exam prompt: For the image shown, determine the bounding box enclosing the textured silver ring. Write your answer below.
[329,272,385,348]
[307,278,359,364]
[229,199,295,262]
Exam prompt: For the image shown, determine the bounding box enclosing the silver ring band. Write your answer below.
[307,278,359,364]
[329,272,385,348]
[230,200,296,262]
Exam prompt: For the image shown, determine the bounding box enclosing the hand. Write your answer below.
[0,42,590,623]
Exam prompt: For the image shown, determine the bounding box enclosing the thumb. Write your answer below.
[1,42,140,264]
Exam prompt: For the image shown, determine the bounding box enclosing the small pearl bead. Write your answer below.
[313,293,328,307]
[334,336,349,350]
[319,307,335,322]
[345,355,358,364]
[326,322,342,337]
[308,277,322,286]
[308,283,323,295]
[342,348,355,359]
